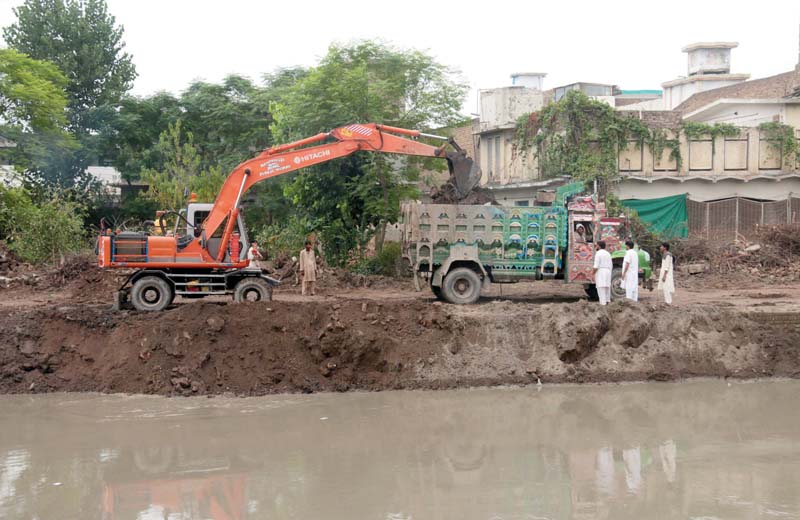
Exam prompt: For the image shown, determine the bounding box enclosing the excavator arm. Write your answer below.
[203,123,480,261]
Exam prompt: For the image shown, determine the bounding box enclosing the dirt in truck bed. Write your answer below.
[1,289,799,395]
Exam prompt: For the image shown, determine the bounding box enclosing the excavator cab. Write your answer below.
[188,204,248,262]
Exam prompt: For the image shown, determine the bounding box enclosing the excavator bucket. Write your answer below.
[446,150,482,198]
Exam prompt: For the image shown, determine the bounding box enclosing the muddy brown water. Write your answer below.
[1,380,798,520]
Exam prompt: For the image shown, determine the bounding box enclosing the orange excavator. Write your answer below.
[98,123,481,311]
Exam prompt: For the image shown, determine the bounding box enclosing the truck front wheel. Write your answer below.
[441,268,482,305]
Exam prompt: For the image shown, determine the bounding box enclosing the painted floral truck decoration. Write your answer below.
[401,183,652,304]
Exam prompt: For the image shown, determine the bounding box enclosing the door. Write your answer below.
[567,213,595,283]
[189,208,248,262]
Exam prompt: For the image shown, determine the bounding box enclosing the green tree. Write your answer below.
[139,120,226,211]
[0,48,81,188]
[94,92,182,181]
[0,48,68,131]
[180,75,274,173]
[4,0,137,133]
[271,41,467,263]
[0,185,86,264]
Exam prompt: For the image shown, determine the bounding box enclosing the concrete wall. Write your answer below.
[687,48,732,76]
[616,177,800,202]
[616,128,799,177]
[617,98,666,111]
[480,129,540,185]
[786,105,800,127]
[479,87,544,131]
[687,103,785,125]
[616,126,800,202]
[664,78,745,110]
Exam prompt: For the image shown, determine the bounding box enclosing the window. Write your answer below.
[494,136,502,178]
[515,200,529,207]
[485,134,504,180]
[486,138,493,179]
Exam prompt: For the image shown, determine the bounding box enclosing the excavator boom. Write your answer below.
[203,123,480,248]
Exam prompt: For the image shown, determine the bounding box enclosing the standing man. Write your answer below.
[247,241,263,270]
[658,242,675,305]
[621,240,639,302]
[593,240,613,305]
[299,240,317,296]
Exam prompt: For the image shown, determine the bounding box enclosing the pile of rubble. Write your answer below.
[673,225,800,283]
[0,243,36,289]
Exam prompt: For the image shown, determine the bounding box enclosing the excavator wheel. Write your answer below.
[233,278,272,303]
[131,276,174,312]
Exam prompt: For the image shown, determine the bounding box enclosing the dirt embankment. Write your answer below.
[1,298,798,396]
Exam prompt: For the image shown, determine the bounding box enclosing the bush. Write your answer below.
[0,185,31,240]
[0,186,87,264]
[353,242,405,277]
[254,217,309,260]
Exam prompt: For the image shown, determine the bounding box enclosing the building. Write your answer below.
[662,42,751,110]
[477,73,545,188]
[616,40,800,204]
[475,72,576,205]
[551,82,618,105]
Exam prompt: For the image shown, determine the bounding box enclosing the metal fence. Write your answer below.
[688,197,800,241]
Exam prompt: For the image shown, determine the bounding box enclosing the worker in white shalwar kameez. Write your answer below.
[299,240,318,296]
[621,240,639,302]
[592,240,613,305]
[658,242,675,305]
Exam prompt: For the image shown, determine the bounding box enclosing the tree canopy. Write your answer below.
[0,48,68,131]
[139,120,226,211]
[271,41,468,262]
[4,0,136,133]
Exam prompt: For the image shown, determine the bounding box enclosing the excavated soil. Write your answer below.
[1,297,799,396]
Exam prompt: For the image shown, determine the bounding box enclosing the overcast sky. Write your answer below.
[0,0,798,114]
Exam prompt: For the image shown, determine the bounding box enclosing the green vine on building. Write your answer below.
[758,121,800,164]
[514,91,798,188]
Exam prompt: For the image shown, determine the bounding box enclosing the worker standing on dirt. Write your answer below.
[621,240,639,302]
[247,241,263,270]
[593,240,613,305]
[299,241,317,296]
[658,242,675,305]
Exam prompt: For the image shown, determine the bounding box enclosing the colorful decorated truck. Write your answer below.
[401,183,652,304]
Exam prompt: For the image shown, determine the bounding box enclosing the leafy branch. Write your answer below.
[758,121,800,165]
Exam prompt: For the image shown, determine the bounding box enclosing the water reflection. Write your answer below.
[0,380,798,519]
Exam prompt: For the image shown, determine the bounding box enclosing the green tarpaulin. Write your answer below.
[621,194,688,239]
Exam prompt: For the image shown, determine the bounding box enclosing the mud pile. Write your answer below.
[429,182,497,205]
[1,298,798,396]
[0,242,21,275]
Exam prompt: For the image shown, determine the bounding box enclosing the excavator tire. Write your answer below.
[131,276,174,312]
[233,277,272,303]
